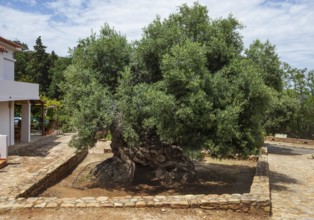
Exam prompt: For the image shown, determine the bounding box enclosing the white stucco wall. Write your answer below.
[0,51,4,80]
[0,101,14,146]
[0,38,37,145]
[0,46,15,81]
[0,39,38,101]
[3,57,15,81]
[0,44,39,102]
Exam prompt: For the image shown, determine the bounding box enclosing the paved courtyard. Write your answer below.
[268,143,314,219]
[0,134,75,197]
[1,135,314,219]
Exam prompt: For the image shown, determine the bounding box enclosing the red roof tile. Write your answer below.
[0,45,8,53]
[0,36,23,49]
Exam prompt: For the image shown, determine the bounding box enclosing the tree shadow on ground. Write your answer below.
[42,154,262,198]
[269,169,299,192]
[8,136,61,157]
[267,145,302,156]
[73,161,257,196]
[266,144,314,156]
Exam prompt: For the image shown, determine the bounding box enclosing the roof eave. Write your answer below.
[0,36,23,51]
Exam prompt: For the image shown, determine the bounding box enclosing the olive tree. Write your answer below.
[63,3,277,187]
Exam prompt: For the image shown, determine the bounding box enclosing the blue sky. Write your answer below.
[0,0,313,69]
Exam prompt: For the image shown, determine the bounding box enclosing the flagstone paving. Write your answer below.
[1,135,314,220]
[268,143,314,219]
[0,134,76,198]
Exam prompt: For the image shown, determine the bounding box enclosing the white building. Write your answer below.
[0,36,39,146]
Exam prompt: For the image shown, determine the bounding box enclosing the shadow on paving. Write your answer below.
[267,144,314,156]
[269,169,299,192]
[267,145,301,156]
[8,136,61,157]
[267,144,306,192]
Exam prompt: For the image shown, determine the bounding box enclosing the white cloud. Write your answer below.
[0,6,50,43]
[0,0,313,69]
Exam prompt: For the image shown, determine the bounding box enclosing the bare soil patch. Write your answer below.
[40,141,256,198]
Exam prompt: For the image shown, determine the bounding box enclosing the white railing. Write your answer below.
[0,80,39,101]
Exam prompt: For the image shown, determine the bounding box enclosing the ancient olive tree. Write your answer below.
[63,3,275,187]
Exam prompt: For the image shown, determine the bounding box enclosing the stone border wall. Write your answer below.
[0,149,271,216]
[265,136,314,146]
[17,150,88,198]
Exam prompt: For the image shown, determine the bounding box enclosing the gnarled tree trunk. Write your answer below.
[91,125,196,187]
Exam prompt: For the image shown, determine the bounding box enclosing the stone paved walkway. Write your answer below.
[268,143,314,219]
[0,134,75,197]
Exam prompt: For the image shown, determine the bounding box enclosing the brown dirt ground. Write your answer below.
[39,141,257,198]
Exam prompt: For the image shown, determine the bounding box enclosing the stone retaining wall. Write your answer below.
[0,149,271,216]
[18,150,88,198]
[265,136,314,146]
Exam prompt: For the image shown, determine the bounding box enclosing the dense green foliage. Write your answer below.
[62,3,287,157]
[70,24,131,92]
[246,39,283,92]
[62,24,130,149]
[48,56,71,99]
[132,4,243,84]
[281,65,314,138]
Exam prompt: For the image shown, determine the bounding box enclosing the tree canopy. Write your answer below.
[62,2,290,159]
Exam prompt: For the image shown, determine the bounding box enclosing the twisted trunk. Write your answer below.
[91,126,196,187]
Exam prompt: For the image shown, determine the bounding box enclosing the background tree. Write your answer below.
[245,40,299,136]
[14,37,71,100]
[12,40,28,50]
[245,40,283,92]
[27,36,51,94]
[48,56,72,99]
[15,49,33,82]
[282,65,314,138]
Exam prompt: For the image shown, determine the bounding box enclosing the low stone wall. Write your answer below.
[0,149,271,216]
[265,136,314,146]
[18,150,88,198]
[0,193,269,212]
[249,153,270,214]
